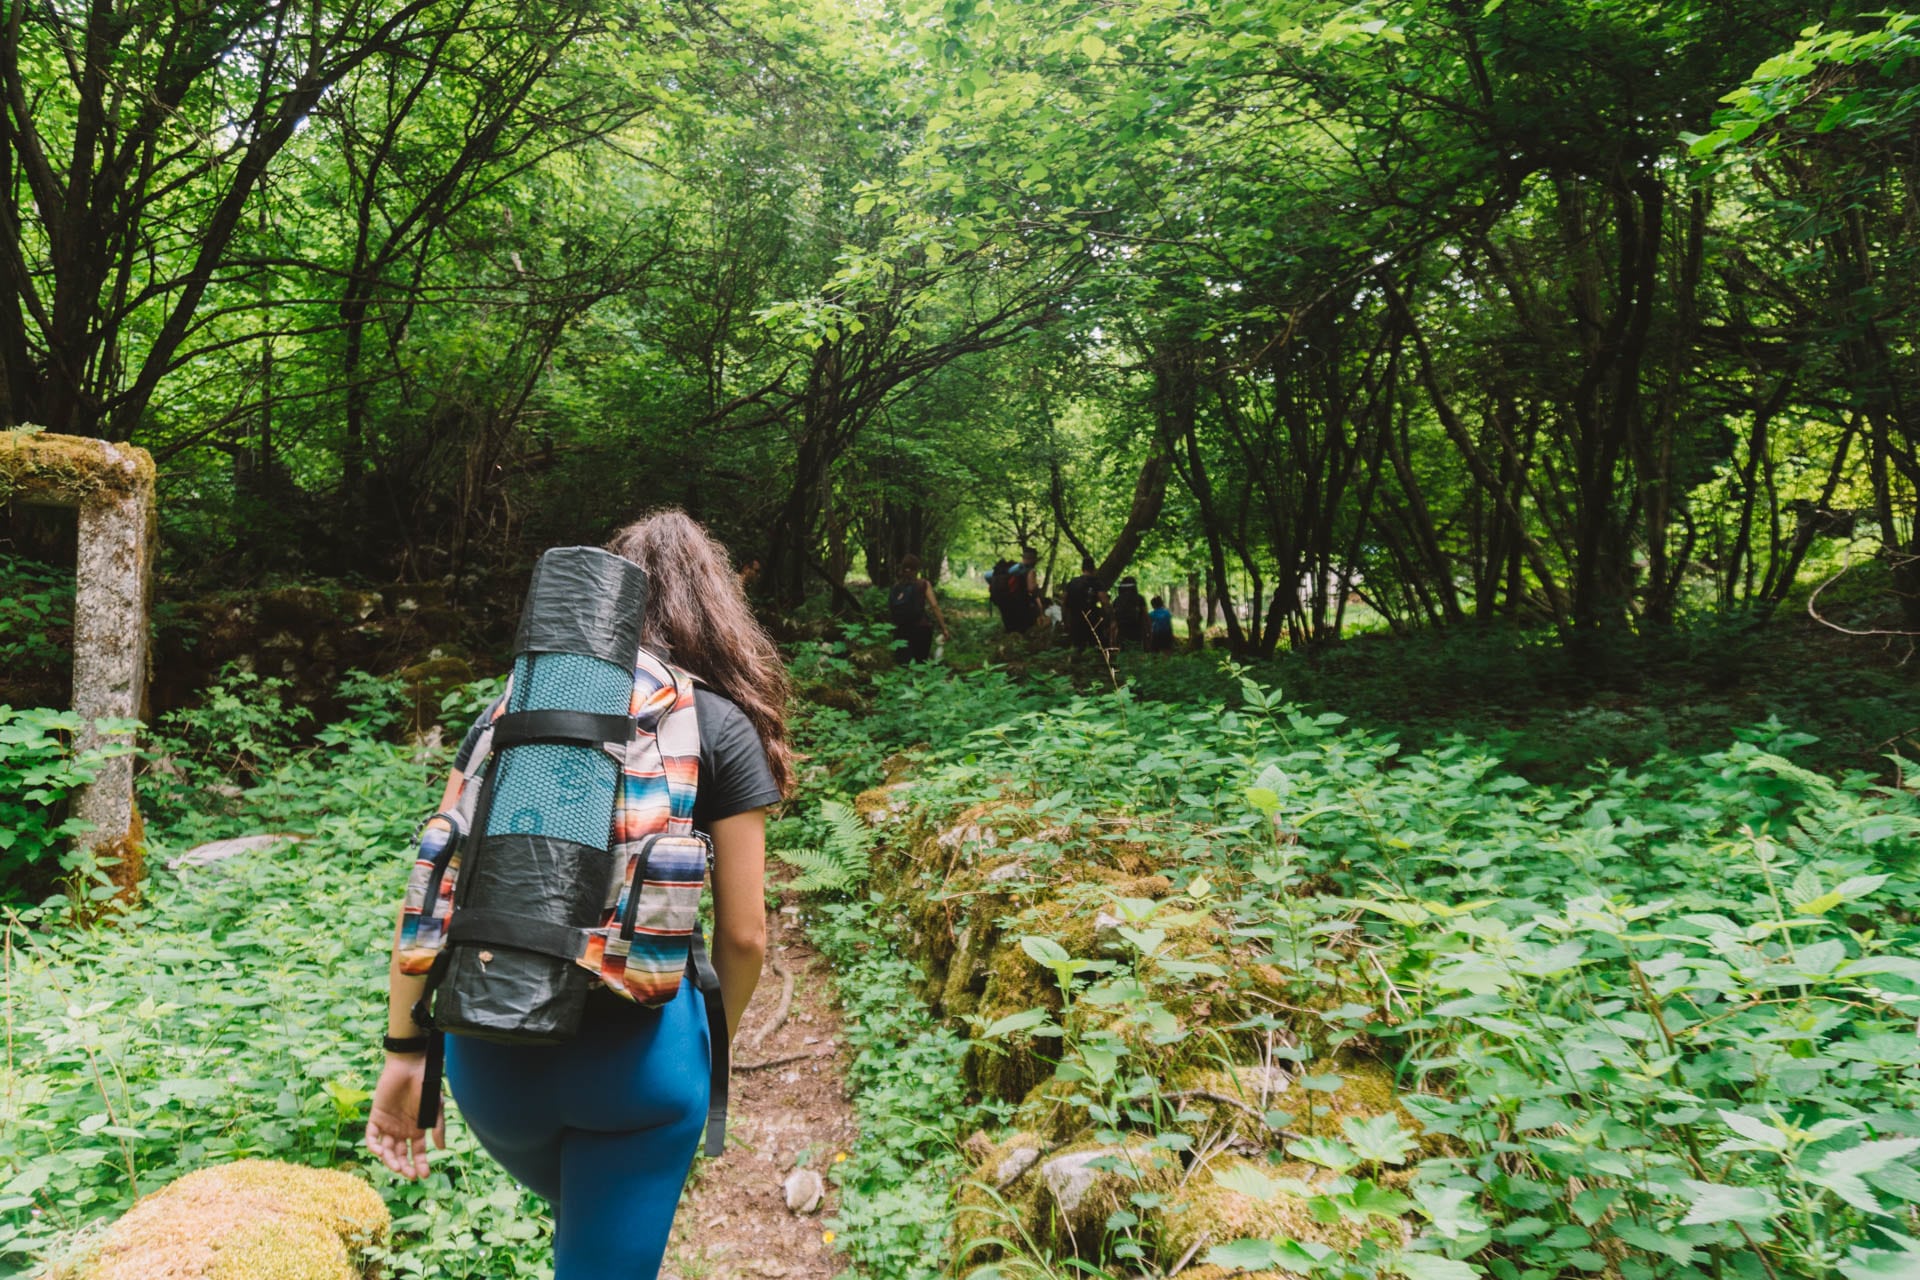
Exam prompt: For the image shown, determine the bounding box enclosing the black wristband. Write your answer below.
[383,1033,432,1054]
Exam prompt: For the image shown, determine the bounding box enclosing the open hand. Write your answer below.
[366,1054,444,1179]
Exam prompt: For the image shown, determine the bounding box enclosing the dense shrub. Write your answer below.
[2,678,552,1277]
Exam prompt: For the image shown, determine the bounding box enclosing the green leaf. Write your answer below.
[1414,1185,1490,1239]
[1213,1162,1285,1202]
[1021,935,1071,966]
[1291,1135,1359,1172]
[1205,1238,1286,1271]
[1680,1180,1782,1226]
[981,1007,1055,1039]
[1343,1114,1418,1166]
[1396,1254,1485,1280]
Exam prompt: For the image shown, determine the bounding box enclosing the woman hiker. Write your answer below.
[366,509,790,1278]
[887,552,950,664]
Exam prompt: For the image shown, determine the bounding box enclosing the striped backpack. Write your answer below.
[395,547,729,1155]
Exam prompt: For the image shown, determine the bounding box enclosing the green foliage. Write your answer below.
[806,655,1920,1280]
[813,897,1003,1280]
[0,707,137,903]
[0,555,72,677]
[2,675,550,1276]
[773,798,875,894]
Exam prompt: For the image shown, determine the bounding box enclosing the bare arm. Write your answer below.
[708,807,769,1042]
[366,766,463,1178]
[922,580,949,637]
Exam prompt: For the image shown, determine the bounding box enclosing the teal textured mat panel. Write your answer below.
[484,651,631,848]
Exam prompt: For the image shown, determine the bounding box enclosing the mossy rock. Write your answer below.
[1035,1141,1180,1256]
[1012,1075,1093,1144]
[1292,1058,1419,1139]
[0,429,154,504]
[55,1159,389,1280]
[951,1130,1049,1269]
[256,587,341,631]
[1167,1062,1296,1150]
[799,682,867,712]
[1155,1157,1367,1275]
[853,782,912,826]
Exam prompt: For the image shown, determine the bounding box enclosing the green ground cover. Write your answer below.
[4,625,1919,1280]
[790,637,1920,1280]
[2,675,550,1278]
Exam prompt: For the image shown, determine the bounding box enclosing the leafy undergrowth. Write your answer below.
[791,650,1920,1280]
[923,598,1920,785]
[2,674,551,1277]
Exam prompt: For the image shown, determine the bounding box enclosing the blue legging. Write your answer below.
[445,978,710,1278]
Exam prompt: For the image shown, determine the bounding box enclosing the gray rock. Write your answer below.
[783,1168,825,1215]
[168,834,306,871]
[993,1145,1041,1188]
[1041,1150,1110,1216]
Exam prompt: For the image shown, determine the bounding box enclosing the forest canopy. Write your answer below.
[2,0,1917,648]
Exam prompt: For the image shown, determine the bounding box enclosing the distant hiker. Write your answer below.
[889,554,949,664]
[369,510,790,1279]
[1003,545,1041,633]
[1062,555,1108,651]
[1110,576,1148,650]
[737,556,762,591]
[986,557,1014,628]
[1148,595,1176,653]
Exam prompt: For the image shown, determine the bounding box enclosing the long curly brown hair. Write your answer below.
[606,510,793,797]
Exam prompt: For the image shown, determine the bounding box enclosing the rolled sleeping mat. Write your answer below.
[436,546,647,1042]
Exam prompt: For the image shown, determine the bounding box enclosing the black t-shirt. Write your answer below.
[453,687,782,832]
[1064,574,1103,623]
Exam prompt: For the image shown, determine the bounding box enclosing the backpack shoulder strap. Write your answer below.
[628,651,728,1156]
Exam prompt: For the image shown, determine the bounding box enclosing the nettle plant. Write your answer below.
[1370,774,1920,1280]
[0,706,138,901]
[842,662,1920,1280]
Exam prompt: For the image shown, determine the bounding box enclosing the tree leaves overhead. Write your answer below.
[3,0,1915,636]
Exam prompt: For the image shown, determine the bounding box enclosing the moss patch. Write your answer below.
[64,1159,389,1280]
[0,430,154,505]
[1155,1157,1365,1274]
[951,1130,1049,1268]
[1294,1058,1418,1138]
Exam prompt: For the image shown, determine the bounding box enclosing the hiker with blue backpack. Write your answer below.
[1001,545,1041,633]
[367,510,790,1279]
[1148,595,1176,652]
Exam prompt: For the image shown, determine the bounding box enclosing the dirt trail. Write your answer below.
[664,889,856,1280]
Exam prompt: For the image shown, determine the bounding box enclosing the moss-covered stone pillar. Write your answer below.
[0,428,156,889]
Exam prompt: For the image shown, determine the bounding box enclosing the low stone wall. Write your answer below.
[855,773,1426,1274]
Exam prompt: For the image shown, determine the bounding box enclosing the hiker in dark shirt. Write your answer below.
[1061,555,1108,651]
[1001,546,1041,633]
[986,557,1013,626]
[1110,576,1148,650]
[888,554,948,664]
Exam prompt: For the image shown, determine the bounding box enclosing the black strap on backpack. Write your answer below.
[689,924,729,1156]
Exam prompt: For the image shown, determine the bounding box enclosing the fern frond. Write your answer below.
[774,846,858,893]
[771,798,874,894]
